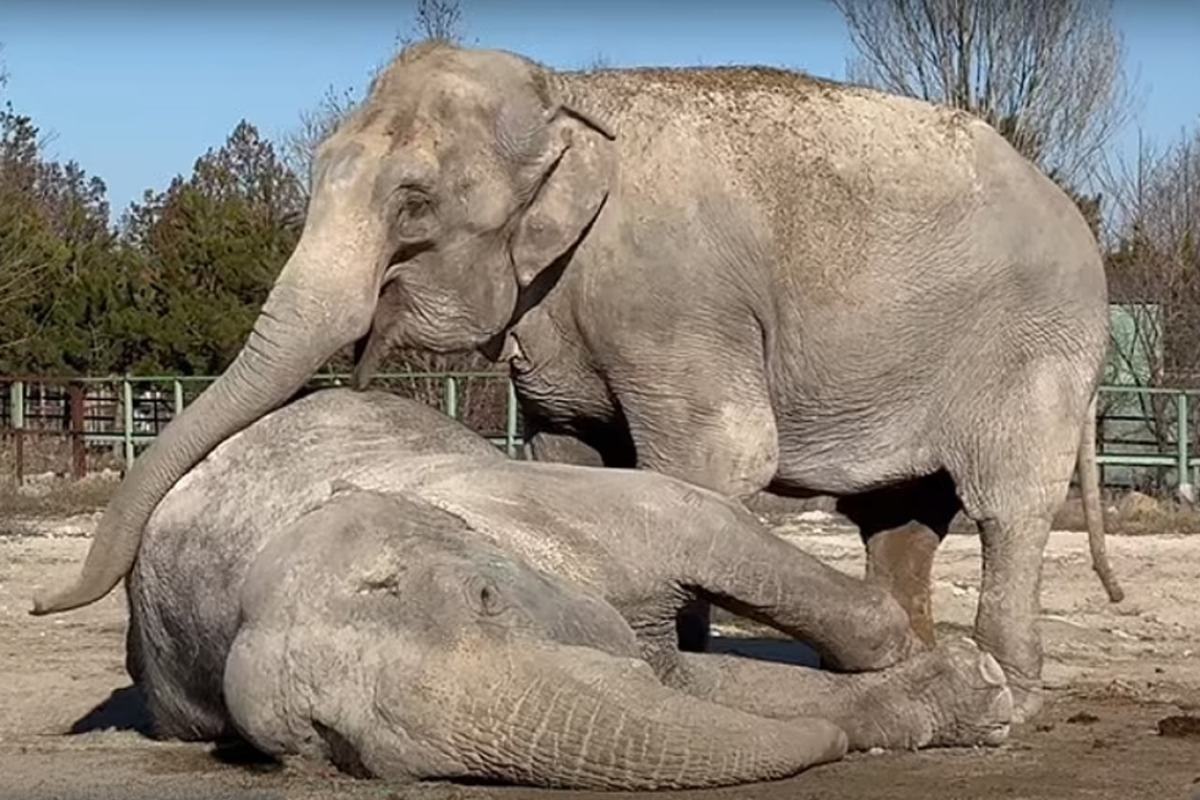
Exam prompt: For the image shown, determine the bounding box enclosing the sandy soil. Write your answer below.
[1,511,1199,800]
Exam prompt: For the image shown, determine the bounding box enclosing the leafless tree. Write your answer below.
[1102,125,1200,384]
[578,52,614,73]
[394,0,465,50]
[277,0,466,201]
[831,0,1136,187]
[1093,122,1200,493]
[276,84,359,199]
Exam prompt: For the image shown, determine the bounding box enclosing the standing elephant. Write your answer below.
[35,42,1118,722]
[130,389,1011,790]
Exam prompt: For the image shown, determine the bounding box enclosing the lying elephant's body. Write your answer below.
[42,43,1115,724]
[130,389,1010,790]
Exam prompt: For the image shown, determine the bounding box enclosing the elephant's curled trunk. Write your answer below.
[30,281,371,615]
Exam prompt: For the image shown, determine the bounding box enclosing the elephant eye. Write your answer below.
[395,191,438,242]
[468,576,506,617]
[402,195,431,218]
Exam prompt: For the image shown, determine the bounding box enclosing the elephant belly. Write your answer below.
[770,412,941,497]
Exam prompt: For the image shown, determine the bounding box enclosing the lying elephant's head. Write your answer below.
[32,43,616,614]
[224,490,838,790]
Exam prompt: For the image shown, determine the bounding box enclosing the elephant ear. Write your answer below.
[509,105,616,288]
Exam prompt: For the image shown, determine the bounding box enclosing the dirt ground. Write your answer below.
[2,507,1199,800]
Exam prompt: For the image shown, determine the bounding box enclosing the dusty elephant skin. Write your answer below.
[35,42,1114,724]
[127,390,1012,790]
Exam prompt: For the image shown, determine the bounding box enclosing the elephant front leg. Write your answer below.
[611,365,784,655]
[612,366,781,501]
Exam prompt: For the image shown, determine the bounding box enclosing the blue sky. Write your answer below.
[2,0,1198,220]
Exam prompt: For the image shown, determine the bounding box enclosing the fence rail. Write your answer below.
[1,372,522,484]
[1,375,1197,495]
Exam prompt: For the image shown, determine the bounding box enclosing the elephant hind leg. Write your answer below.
[837,471,961,646]
[946,365,1094,722]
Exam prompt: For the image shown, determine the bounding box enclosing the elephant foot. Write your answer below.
[836,638,1012,751]
[1006,678,1044,724]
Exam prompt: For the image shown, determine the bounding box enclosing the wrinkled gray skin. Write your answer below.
[39,43,1117,723]
[129,390,1012,790]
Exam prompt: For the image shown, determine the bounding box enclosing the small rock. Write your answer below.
[1117,490,1160,518]
[867,747,885,755]
[1158,715,1200,739]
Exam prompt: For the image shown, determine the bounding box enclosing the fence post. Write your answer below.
[122,376,135,471]
[443,376,459,420]
[1178,391,1194,503]
[10,381,24,485]
[69,383,86,480]
[173,380,184,417]
[505,379,519,458]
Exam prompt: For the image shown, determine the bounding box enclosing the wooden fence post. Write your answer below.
[69,382,86,480]
[11,381,24,486]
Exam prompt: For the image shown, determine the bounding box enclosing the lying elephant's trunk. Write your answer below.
[409,643,848,790]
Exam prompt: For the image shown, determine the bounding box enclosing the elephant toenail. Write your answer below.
[989,687,1014,724]
[982,723,1011,746]
[979,653,1007,686]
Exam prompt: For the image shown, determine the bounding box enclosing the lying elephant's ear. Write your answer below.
[509,105,616,288]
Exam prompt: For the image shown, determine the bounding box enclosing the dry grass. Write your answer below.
[1049,491,1200,536]
[0,475,117,519]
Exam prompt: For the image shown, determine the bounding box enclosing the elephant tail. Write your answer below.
[1079,392,1124,603]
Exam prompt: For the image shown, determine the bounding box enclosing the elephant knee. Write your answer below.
[710,404,779,498]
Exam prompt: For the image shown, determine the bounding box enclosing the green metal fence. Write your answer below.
[2,375,1199,494]
[1096,385,1198,496]
[1,372,523,482]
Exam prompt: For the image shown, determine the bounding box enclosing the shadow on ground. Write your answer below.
[710,636,822,667]
[70,684,155,736]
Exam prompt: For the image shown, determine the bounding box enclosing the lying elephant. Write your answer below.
[37,42,1119,725]
[127,389,1011,791]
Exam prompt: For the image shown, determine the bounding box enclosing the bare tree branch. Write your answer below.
[831,0,1137,188]
[1096,122,1200,493]
[394,0,465,50]
[276,0,466,204]
[276,84,360,199]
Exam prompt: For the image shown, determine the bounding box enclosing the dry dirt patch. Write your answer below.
[0,510,1198,800]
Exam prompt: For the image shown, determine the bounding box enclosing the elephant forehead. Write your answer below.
[356,68,496,150]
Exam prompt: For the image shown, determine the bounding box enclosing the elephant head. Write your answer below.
[31,43,617,614]
[223,490,843,789]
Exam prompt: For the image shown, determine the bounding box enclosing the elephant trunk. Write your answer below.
[31,239,380,615]
[407,644,847,790]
